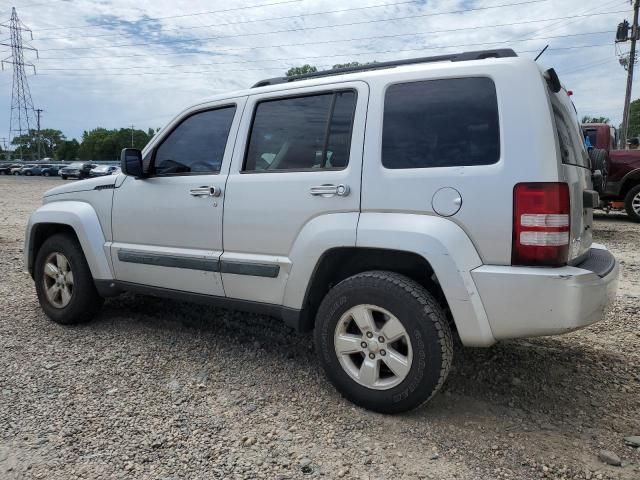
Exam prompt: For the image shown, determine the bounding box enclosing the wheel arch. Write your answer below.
[25,201,113,280]
[620,168,640,198]
[286,212,496,347]
[294,246,448,332]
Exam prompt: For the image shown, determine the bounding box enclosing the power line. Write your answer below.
[34,0,424,42]
[37,0,552,52]
[37,30,613,72]
[35,0,304,32]
[38,9,625,60]
[34,0,547,43]
[37,43,615,78]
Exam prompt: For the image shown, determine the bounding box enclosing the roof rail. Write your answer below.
[252,49,517,88]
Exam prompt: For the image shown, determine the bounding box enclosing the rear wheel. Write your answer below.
[34,233,103,324]
[588,148,609,192]
[624,184,640,223]
[314,271,453,413]
[43,171,50,177]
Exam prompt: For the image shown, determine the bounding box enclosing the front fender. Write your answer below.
[24,201,113,280]
[356,213,495,347]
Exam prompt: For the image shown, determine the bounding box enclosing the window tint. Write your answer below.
[153,106,236,175]
[382,78,500,169]
[244,91,356,172]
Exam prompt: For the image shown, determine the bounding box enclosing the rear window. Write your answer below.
[382,77,500,169]
[550,94,590,168]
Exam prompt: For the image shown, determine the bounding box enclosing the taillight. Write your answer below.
[512,182,570,266]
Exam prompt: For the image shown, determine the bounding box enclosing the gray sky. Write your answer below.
[0,0,633,141]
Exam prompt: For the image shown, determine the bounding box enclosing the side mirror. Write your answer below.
[120,148,144,178]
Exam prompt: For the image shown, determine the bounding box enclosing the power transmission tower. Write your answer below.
[1,8,38,160]
[35,108,43,159]
[617,0,640,148]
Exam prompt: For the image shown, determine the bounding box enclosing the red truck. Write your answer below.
[581,123,640,222]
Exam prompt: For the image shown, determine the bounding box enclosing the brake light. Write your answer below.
[512,183,570,266]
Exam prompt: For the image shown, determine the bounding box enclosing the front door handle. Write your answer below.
[310,184,350,197]
[190,186,222,197]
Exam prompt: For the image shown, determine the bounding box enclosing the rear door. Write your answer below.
[221,82,367,304]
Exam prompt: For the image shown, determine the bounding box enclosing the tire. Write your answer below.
[314,270,453,413]
[588,148,609,191]
[61,175,67,180]
[25,171,32,176]
[624,184,640,223]
[34,233,103,324]
[43,172,50,177]
[13,171,19,175]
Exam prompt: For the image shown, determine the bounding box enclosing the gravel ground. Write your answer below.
[0,176,638,480]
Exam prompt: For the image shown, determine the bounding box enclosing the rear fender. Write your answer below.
[356,213,496,347]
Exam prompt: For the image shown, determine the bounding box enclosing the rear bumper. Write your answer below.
[471,244,619,340]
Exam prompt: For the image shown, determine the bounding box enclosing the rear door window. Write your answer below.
[382,77,500,169]
[243,90,357,172]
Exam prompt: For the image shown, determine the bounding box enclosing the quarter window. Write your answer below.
[153,106,236,175]
[243,91,356,172]
[382,77,500,169]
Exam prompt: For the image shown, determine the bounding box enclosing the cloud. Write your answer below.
[0,0,631,140]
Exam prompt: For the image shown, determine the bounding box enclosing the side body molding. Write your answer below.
[24,201,113,280]
[356,213,496,347]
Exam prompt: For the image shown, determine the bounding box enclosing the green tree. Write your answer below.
[581,116,610,124]
[11,128,65,160]
[627,98,640,140]
[56,139,80,160]
[77,127,154,160]
[286,64,318,76]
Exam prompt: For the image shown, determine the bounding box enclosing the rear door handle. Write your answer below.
[190,186,222,197]
[310,184,350,197]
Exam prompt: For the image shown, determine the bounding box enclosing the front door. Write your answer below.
[221,82,368,305]
[110,98,246,295]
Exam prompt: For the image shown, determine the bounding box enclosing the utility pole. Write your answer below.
[130,124,135,147]
[620,0,640,148]
[35,108,43,160]
[0,8,38,161]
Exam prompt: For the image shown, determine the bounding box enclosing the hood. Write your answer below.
[43,175,119,197]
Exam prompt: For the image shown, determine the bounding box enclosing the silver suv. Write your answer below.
[24,49,619,413]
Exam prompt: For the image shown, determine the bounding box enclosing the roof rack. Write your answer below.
[252,49,517,88]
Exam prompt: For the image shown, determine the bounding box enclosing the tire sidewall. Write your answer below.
[625,185,640,222]
[316,275,447,413]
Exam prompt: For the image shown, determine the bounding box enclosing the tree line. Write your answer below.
[1,126,158,162]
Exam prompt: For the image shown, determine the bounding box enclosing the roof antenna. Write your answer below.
[534,45,549,61]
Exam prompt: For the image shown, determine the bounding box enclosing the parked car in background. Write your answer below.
[59,162,97,180]
[24,49,619,413]
[0,163,22,174]
[581,123,640,222]
[11,165,27,175]
[21,165,45,176]
[41,165,65,177]
[90,165,119,177]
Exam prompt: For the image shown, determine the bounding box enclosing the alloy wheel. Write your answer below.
[333,304,413,390]
[42,252,74,308]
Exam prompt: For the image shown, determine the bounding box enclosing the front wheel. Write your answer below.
[43,171,50,177]
[34,233,103,324]
[61,175,67,180]
[314,271,453,413]
[625,184,640,223]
